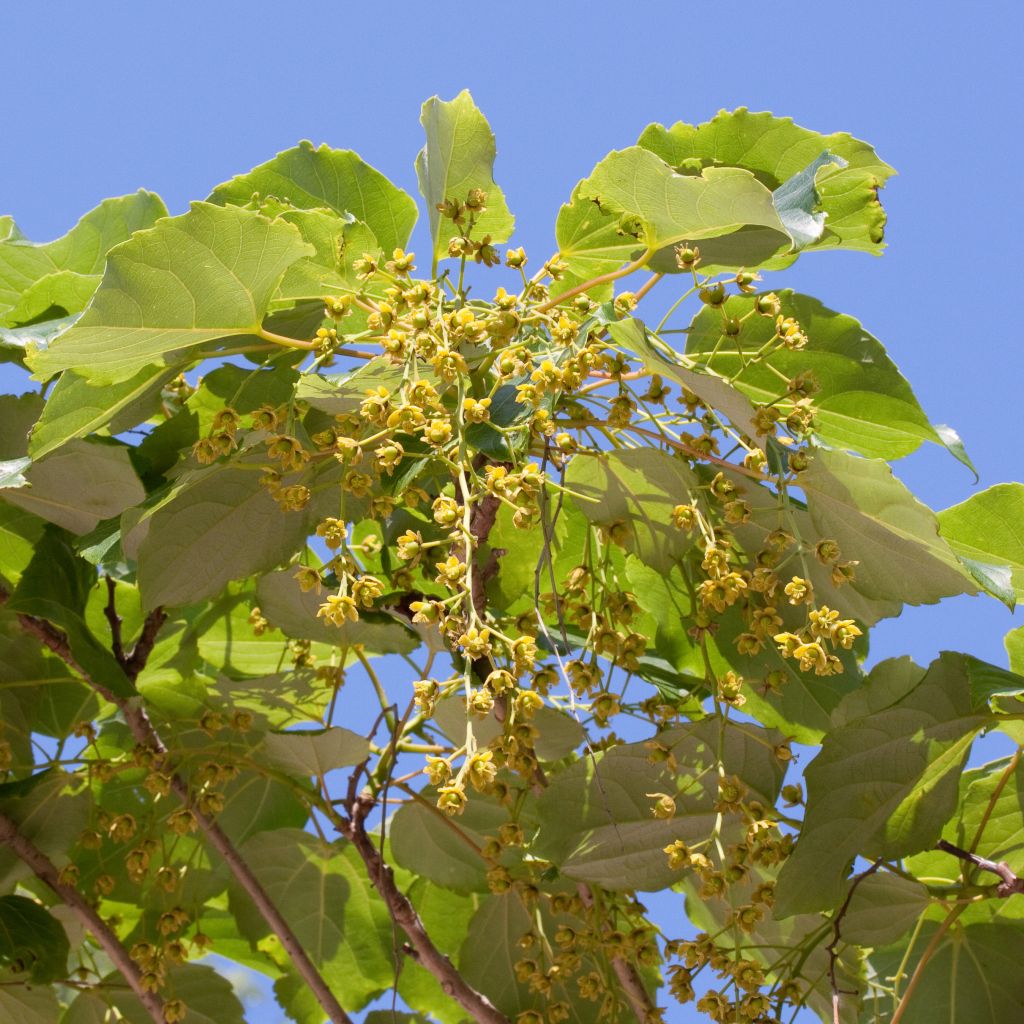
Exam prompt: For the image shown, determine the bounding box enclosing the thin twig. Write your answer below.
[935,839,1024,897]
[103,577,126,670]
[0,812,164,1024]
[890,903,966,1024]
[826,860,882,1024]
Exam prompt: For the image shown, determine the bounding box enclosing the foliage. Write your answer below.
[0,93,1022,1024]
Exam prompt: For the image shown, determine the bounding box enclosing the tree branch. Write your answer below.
[576,881,657,1023]
[13,606,354,1024]
[103,577,126,670]
[0,811,164,1024]
[338,793,511,1024]
[935,839,1024,896]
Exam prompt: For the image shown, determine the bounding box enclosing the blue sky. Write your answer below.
[3,1,1023,1020]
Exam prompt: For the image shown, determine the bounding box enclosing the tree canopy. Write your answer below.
[1,92,1022,1024]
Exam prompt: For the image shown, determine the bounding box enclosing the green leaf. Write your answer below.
[136,461,313,609]
[932,421,978,480]
[938,483,1024,605]
[840,872,931,947]
[0,458,30,490]
[563,448,700,572]
[771,150,846,247]
[2,270,99,327]
[63,965,246,1024]
[0,394,43,459]
[0,315,77,368]
[775,653,990,916]
[637,108,893,259]
[685,292,938,460]
[1,439,145,535]
[458,893,654,1024]
[263,726,370,778]
[0,895,69,982]
[390,795,504,893]
[865,921,1024,1023]
[801,448,973,610]
[1007,625,1024,676]
[255,569,418,655]
[533,718,785,890]
[576,147,793,261]
[0,976,61,1024]
[228,829,395,1012]
[208,140,417,256]
[415,90,515,268]
[7,526,133,698]
[28,202,313,384]
[605,316,762,440]
[0,771,89,892]
[0,504,44,586]
[553,184,626,301]
[272,210,383,305]
[29,365,180,460]
[0,191,167,315]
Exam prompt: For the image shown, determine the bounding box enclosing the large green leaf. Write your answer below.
[801,448,973,610]
[255,569,418,655]
[840,872,931,948]
[263,726,370,778]
[605,316,762,439]
[0,772,89,892]
[563,447,700,572]
[390,795,507,893]
[938,483,1024,606]
[2,271,100,328]
[7,526,134,698]
[458,892,654,1024]
[29,364,181,460]
[0,895,69,982]
[533,718,785,890]
[228,829,395,1012]
[136,462,312,610]
[865,921,1024,1023]
[553,184,626,301]
[0,975,61,1024]
[208,140,417,256]
[576,147,793,259]
[415,90,515,268]
[775,653,992,916]
[685,292,939,459]
[62,965,246,1024]
[0,191,167,316]
[0,439,144,535]
[28,202,313,384]
[0,394,43,460]
[637,107,893,258]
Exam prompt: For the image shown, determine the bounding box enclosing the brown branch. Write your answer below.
[935,839,1024,897]
[103,577,127,670]
[891,902,966,1024]
[826,860,882,1024]
[576,881,657,1023]
[0,811,164,1024]
[13,607,354,1024]
[124,608,168,679]
[339,794,510,1024]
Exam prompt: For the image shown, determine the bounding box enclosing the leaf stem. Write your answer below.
[537,249,654,313]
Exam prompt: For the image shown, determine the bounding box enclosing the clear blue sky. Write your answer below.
[3,1,1022,1020]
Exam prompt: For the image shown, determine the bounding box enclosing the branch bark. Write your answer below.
[12,602,354,1024]
[935,839,1024,896]
[0,811,165,1024]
